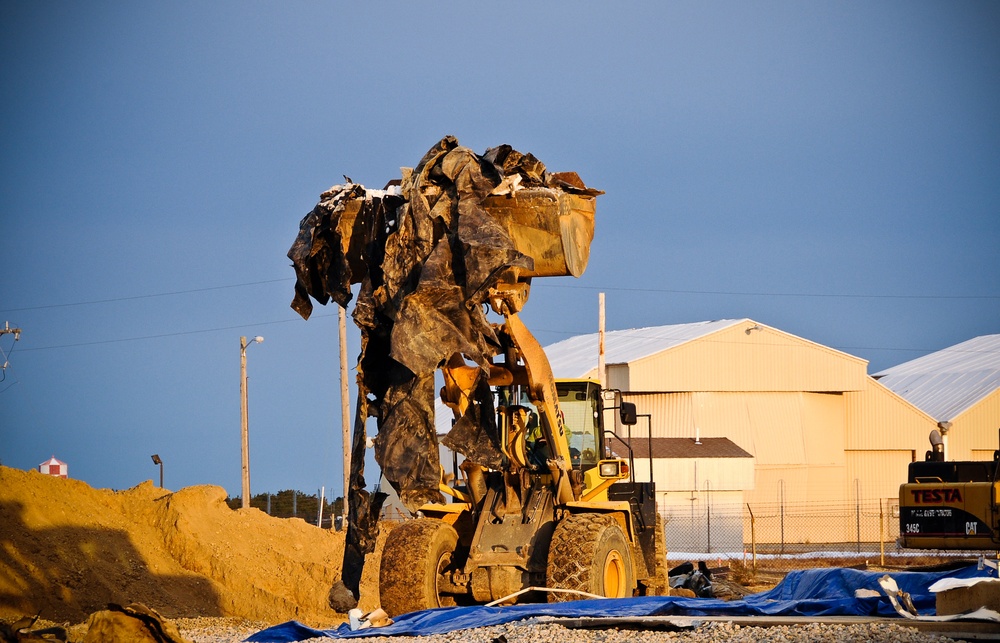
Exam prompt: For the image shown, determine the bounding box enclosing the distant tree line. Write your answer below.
[226,489,344,526]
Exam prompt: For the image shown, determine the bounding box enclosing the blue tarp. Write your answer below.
[246,565,993,642]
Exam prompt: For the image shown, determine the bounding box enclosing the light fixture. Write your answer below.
[150,454,163,487]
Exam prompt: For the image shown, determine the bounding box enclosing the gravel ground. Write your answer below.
[176,618,962,643]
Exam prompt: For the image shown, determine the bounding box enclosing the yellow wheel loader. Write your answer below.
[287,138,667,616]
[378,373,667,615]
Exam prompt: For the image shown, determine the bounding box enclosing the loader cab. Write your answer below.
[556,379,603,471]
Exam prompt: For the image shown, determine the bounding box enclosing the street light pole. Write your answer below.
[240,335,264,509]
[151,454,163,488]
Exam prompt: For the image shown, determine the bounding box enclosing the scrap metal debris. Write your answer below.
[668,561,715,599]
[82,603,192,643]
[0,614,67,643]
[288,136,601,603]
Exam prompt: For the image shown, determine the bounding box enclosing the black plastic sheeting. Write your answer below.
[287,137,600,605]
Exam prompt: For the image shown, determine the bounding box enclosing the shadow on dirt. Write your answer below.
[0,499,222,622]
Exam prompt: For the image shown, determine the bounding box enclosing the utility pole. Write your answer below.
[1,322,22,370]
[339,307,351,528]
[0,322,21,340]
[240,335,264,509]
[598,294,606,389]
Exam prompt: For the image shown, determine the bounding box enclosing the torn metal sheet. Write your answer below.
[288,136,602,601]
[879,574,1000,622]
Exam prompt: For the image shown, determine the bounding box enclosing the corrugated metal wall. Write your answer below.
[626,393,695,438]
[649,457,755,492]
[626,390,853,507]
[628,391,847,470]
[949,388,1000,459]
[625,323,867,393]
[844,378,936,451]
[607,363,630,391]
[845,449,915,501]
[744,393,804,465]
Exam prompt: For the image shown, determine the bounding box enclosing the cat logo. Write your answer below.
[966,522,978,536]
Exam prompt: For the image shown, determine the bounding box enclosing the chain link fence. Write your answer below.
[662,498,994,573]
[375,494,992,577]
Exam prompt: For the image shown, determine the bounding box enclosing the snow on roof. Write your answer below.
[545,319,744,379]
[874,334,1000,422]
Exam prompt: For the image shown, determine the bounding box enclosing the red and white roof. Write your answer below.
[38,456,68,478]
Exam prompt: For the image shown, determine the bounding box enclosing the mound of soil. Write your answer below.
[0,466,387,626]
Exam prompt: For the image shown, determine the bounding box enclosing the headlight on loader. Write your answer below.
[598,459,629,479]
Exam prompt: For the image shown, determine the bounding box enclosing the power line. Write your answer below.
[10,312,992,359]
[6,279,996,355]
[16,314,335,352]
[0,278,295,313]
[3,277,997,316]
[535,283,1000,301]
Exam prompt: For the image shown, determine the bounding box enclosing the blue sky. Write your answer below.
[2,2,998,499]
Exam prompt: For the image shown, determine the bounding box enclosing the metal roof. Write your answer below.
[617,437,753,459]
[873,334,1000,422]
[544,319,744,379]
[433,320,744,433]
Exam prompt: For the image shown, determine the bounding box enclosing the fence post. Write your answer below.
[855,479,861,554]
[747,503,756,572]
[705,479,711,554]
[779,479,785,555]
[880,498,885,566]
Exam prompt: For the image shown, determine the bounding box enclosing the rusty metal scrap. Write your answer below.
[288,136,601,601]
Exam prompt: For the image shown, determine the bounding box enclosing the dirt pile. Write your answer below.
[0,466,385,627]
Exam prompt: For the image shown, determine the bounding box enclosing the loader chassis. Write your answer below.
[378,380,666,615]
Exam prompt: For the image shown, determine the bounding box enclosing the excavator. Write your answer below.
[898,429,1000,550]
[288,137,667,616]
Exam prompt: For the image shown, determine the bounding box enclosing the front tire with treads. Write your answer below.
[546,512,635,602]
[378,518,458,616]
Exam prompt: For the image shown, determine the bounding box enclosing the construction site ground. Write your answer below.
[2,465,993,642]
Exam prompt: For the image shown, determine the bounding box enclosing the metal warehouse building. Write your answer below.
[545,318,940,550]
[874,333,1000,461]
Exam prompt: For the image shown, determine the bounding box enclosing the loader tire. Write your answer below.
[546,512,635,602]
[378,518,458,617]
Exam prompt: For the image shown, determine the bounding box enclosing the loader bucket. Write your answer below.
[483,189,595,279]
[332,188,595,283]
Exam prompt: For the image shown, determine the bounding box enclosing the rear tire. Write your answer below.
[379,518,459,617]
[546,513,635,602]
